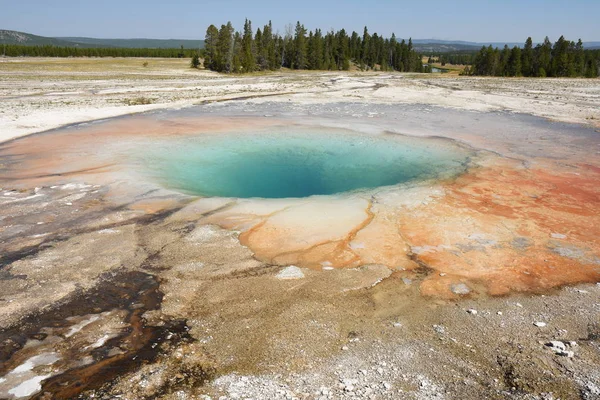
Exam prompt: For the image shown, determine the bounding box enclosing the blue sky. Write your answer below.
[2,0,598,42]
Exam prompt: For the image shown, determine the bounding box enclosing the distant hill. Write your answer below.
[0,30,103,47]
[0,30,203,49]
[57,37,204,49]
[412,42,481,52]
[585,42,600,49]
[412,39,600,52]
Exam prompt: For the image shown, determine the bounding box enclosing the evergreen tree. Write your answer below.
[574,39,585,76]
[508,46,522,76]
[216,22,234,72]
[521,37,534,77]
[538,36,552,77]
[191,53,200,68]
[361,27,370,69]
[232,32,243,73]
[204,25,219,70]
[551,35,571,77]
[293,22,308,69]
[241,19,256,72]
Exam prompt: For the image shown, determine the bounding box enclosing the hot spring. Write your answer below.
[138,128,471,199]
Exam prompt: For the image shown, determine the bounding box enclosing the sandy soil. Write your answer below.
[0,58,600,400]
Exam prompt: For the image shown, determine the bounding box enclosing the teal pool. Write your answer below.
[139,128,470,199]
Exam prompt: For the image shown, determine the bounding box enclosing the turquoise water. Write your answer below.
[140,129,469,198]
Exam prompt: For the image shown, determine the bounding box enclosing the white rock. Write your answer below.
[551,233,567,239]
[433,325,445,334]
[534,322,547,327]
[276,266,305,280]
[451,283,471,295]
[546,341,566,351]
[467,309,478,315]
[497,311,503,315]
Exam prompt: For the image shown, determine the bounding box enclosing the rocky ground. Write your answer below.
[0,58,599,400]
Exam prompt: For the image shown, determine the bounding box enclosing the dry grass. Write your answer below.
[0,57,197,81]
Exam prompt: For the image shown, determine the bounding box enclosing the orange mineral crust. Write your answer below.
[399,160,600,297]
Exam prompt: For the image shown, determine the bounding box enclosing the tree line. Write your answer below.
[466,36,599,77]
[204,20,425,73]
[0,44,201,58]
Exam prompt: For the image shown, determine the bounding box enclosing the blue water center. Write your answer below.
[142,129,470,198]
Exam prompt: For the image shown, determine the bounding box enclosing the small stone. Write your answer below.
[342,346,349,351]
[439,273,447,276]
[534,322,547,327]
[451,283,471,295]
[276,266,305,280]
[377,367,384,375]
[383,382,391,390]
[467,309,478,315]
[515,303,523,308]
[392,322,402,328]
[497,311,503,315]
[433,325,445,334]
[546,341,566,351]
[402,277,412,285]
[568,341,578,347]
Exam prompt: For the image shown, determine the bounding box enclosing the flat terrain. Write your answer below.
[1,57,599,143]
[0,58,599,400]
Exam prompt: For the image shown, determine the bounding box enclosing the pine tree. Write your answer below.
[551,35,570,77]
[293,22,308,69]
[508,46,522,76]
[521,37,533,77]
[241,19,255,73]
[574,39,585,76]
[216,22,234,72]
[498,45,510,76]
[232,32,243,73]
[191,53,200,68]
[361,27,370,69]
[538,36,552,77]
[204,25,219,70]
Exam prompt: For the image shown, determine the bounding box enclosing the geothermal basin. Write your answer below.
[1,101,599,399]
[140,128,470,199]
